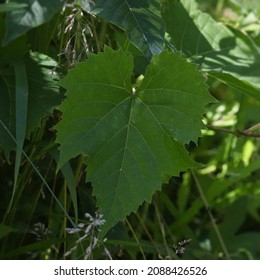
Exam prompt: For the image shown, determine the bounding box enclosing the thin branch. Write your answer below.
[206,123,260,138]
[245,123,260,132]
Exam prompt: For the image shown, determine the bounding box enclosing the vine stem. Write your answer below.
[191,169,231,260]
[206,123,260,138]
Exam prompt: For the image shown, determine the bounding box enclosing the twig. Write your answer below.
[206,123,260,138]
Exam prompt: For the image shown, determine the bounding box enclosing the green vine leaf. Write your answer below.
[55,47,214,236]
[0,52,62,160]
[162,0,260,100]
[2,0,62,45]
[90,0,165,59]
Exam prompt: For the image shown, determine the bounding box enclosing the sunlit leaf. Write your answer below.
[162,0,260,100]
[56,47,214,236]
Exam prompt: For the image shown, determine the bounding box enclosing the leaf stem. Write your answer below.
[191,169,231,260]
[207,124,260,138]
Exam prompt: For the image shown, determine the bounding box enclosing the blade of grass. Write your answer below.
[172,159,260,231]
[0,120,76,228]
[52,150,78,224]
[7,59,28,212]
[125,218,146,260]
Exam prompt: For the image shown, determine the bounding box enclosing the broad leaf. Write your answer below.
[56,47,214,236]
[162,0,260,100]
[25,52,62,133]
[2,0,63,45]
[90,0,165,59]
[219,197,247,236]
[0,52,62,160]
[228,232,260,257]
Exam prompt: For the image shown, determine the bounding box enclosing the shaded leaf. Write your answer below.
[230,232,260,257]
[56,47,213,236]
[9,59,29,212]
[51,149,79,223]
[162,0,260,100]
[0,52,62,160]
[91,0,165,59]
[25,52,62,134]
[0,3,28,13]
[0,15,27,64]
[220,197,247,236]
[0,224,17,239]
[2,0,63,45]
[115,32,150,75]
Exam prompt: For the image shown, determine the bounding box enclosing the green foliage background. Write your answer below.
[0,0,259,260]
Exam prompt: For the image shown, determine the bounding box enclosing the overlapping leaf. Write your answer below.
[2,0,62,45]
[162,0,260,100]
[56,47,214,236]
[90,0,165,59]
[0,52,62,160]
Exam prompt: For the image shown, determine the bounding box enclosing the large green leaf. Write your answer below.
[90,0,165,59]
[2,0,62,45]
[162,0,260,100]
[0,52,62,160]
[55,47,214,236]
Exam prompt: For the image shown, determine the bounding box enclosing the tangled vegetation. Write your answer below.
[0,0,259,260]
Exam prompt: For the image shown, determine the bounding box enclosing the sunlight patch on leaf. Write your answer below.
[162,0,260,100]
